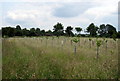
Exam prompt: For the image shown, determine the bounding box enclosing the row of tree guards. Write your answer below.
[37,36,117,59]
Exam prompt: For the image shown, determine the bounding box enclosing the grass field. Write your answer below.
[2,37,118,79]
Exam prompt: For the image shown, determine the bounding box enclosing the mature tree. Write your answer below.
[29,28,36,36]
[65,26,74,36]
[86,23,99,37]
[1,23,118,38]
[16,25,21,30]
[98,24,117,37]
[0,29,1,37]
[46,30,53,36]
[35,28,41,36]
[22,28,30,36]
[41,30,46,36]
[15,25,23,36]
[106,24,117,37]
[53,22,64,36]
[2,27,15,37]
[75,27,82,35]
[2,27,7,37]
[98,24,107,37]
[117,31,120,38]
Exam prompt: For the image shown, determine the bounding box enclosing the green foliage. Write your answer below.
[89,38,92,41]
[72,37,80,43]
[86,23,99,37]
[96,40,102,47]
[75,27,82,35]
[105,40,108,43]
[1,23,119,38]
[2,27,16,37]
[35,28,41,36]
[53,22,64,36]
[112,33,117,41]
[99,24,117,37]
[65,26,74,36]
[2,37,118,79]
[102,37,105,41]
[46,36,48,39]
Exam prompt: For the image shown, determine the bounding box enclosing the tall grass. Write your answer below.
[2,37,118,79]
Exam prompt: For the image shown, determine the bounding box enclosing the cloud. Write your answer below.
[7,10,38,20]
[1,0,119,2]
[53,2,94,18]
[1,0,119,31]
[3,3,60,29]
[0,3,2,29]
[118,1,120,31]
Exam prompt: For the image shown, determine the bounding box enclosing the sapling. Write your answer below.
[61,40,64,50]
[40,38,43,43]
[89,38,92,48]
[96,40,102,59]
[113,37,117,47]
[79,40,80,46]
[46,36,48,47]
[84,39,86,45]
[52,36,54,47]
[64,38,66,44]
[92,39,94,46]
[70,40,73,46]
[72,38,79,54]
[112,33,117,48]
[105,40,108,50]
[102,37,106,48]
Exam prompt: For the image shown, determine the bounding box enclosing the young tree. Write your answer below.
[105,40,108,50]
[72,37,80,54]
[45,36,48,47]
[96,40,102,59]
[89,38,92,48]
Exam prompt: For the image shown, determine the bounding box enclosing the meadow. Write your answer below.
[2,37,118,79]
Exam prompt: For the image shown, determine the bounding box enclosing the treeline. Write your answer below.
[1,22,120,38]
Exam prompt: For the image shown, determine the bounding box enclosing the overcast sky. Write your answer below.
[0,0,119,32]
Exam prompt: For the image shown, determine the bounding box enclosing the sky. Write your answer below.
[0,0,119,33]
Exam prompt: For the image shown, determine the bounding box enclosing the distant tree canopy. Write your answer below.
[98,24,117,37]
[2,27,15,37]
[86,23,99,37]
[75,27,82,35]
[22,28,29,36]
[53,22,64,36]
[65,26,74,36]
[1,22,120,38]
[15,25,22,36]
[35,28,41,36]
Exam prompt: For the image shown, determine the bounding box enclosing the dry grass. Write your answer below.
[2,37,118,79]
